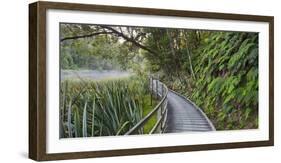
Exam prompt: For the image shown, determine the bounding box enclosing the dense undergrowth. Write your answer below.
[60,76,157,138]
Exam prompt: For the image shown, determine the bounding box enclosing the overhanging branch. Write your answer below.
[60,31,114,42]
[60,26,158,56]
[99,25,158,56]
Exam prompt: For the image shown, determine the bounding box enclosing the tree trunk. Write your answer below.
[166,30,181,78]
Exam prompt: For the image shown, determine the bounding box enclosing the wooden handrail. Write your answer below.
[125,77,168,135]
[149,106,167,134]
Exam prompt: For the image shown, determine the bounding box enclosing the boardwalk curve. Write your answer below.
[152,79,215,133]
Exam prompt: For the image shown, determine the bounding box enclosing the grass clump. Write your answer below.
[60,76,157,138]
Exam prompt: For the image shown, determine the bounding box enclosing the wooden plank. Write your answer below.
[165,90,215,133]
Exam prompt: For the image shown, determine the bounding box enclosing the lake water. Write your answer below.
[61,70,131,81]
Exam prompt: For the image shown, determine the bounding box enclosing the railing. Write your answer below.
[125,76,168,135]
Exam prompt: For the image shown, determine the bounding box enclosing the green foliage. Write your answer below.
[189,32,259,130]
[60,76,157,138]
[142,28,200,79]
[60,24,145,72]
[60,36,127,70]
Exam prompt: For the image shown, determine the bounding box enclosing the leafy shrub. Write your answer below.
[190,32,259,130]
[60,76,156,138]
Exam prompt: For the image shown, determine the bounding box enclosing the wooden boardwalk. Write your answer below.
[151,79,215,133]
[165,90,215,133]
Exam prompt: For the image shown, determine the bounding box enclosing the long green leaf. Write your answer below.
[74,108,81,137]
[82,100,88,137]
[91,97,96,137]
[116,121,130,135]
[67,99,72,138]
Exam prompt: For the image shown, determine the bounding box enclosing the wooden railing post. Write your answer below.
[161,82,164,98]
[125,76,168,135]
[161,83,164,132]
[155,77,158,99]
[150,76,153,105]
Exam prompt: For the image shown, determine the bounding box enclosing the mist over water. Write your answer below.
[61,69,132,81]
